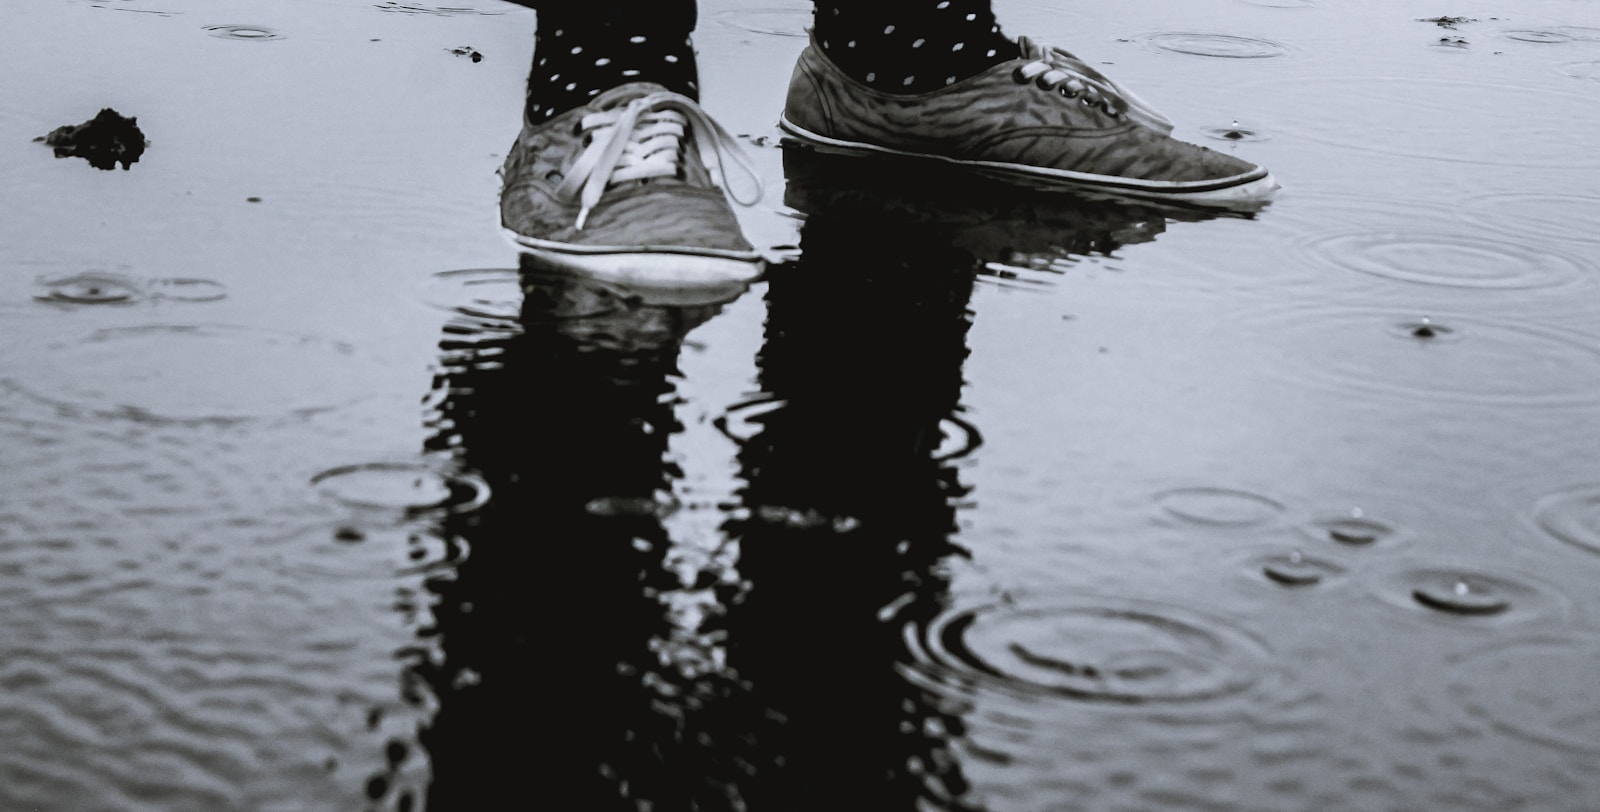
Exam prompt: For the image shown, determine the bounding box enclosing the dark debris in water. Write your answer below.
[1419,16,1477,29]
[447,45,483,62]
[35,108,147,170]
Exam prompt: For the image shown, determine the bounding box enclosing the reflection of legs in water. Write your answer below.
[414,269,734,809]
[720,187,986,811]
[412,221,984,810]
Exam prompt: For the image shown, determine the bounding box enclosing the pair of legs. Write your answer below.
[510,1,1017,120]
[499,1,1276,294]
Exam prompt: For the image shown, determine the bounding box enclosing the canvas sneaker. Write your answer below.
[501,83,766,290]
[779,35,1276,207]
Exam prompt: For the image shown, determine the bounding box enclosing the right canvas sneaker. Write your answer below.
[779,35,1277,207]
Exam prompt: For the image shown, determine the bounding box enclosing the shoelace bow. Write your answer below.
[1013,36,1174,135]
[556,90,763,230]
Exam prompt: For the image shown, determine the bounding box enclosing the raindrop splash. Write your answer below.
[905,600,1271,704]
[33,272,143,306]
[1137,33,1289,59]
[203,24,285,40]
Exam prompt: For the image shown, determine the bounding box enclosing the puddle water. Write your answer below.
[9,0,1600,809]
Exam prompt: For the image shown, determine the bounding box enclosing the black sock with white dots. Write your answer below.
[524,23,700,123]
[811,0,1017,93]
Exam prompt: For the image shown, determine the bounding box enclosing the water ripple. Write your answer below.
[1458,191,1600,246]
[4,324,365,425]
[1241,77,1600,168]
[1136,32,1290,58]
[904,599,1272,705]
[417,268,525,330]
[33,271,143,305]
[1292,229,1591,289]
[1368,562,1568,626]
[202,24,284,41]
[31,272,228,306]
[1531,484,1600,557]
[1154,486,1285,526]
[1236,548,1348,589]
[713,8,810,38]
[1559,60,1600,82]
[1299,511,1403,548]
[1444,636,1600,755]
[310,462,489,518]
[1238,305,1600,407]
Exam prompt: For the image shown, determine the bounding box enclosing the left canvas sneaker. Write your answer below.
[501,83,766,290]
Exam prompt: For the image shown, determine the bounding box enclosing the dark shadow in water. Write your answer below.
[399,151,1214,811]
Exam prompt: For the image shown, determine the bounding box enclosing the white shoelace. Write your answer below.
[556,90,763,230]
[1014,37,1174,135]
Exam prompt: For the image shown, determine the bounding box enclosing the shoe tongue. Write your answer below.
[593,82,674,110]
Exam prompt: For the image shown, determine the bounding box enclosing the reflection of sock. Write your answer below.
[811,0,1016,93]
[525,25,700,122]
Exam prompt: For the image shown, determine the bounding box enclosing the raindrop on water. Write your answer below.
[1412,576,1511,615]
[34,271,143,305]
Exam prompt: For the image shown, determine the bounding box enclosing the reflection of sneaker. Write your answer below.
[501,83,766,290]
[781,145,1243,285]
[779,36,1276,207]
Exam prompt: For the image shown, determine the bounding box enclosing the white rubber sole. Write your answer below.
[504,229,764,307]
[778,115,1278,208]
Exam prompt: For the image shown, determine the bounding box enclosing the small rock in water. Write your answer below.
[36,108,147,170]
[448,45,483,62]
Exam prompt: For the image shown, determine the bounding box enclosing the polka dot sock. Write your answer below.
[524,24,700,123]
[811,0,1017,93]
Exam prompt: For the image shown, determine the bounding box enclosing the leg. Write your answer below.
[513,1,701,123]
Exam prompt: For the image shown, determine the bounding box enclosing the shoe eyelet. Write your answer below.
[545,170,563,182]
[1059,87,1078,99]
[1012,67,1028,84]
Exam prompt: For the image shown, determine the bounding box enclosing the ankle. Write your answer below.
[525,25,699,122]
[811,1,1016,93]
